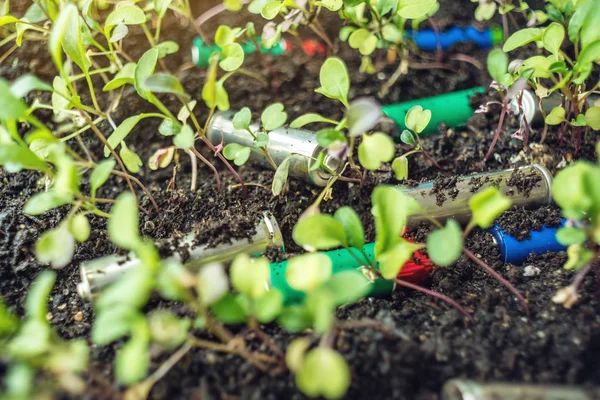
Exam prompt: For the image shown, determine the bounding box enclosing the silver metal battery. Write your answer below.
[206,111,343,186]
[77,211,283,299]
[442,379,600,400]
[510,90,599,126]
[400,164,553,228]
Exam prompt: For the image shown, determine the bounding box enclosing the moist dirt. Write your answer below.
[1,2,600,399]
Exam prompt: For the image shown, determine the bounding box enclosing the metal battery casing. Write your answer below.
[489,219,567,264]
[400,164,554,229]
[206,111,342,187]
[77,211,284,299]
[510,90,599,126]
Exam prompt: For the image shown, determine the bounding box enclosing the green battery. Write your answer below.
[192,37,287,67]
[270,243,395,305]
[382,86,484,137]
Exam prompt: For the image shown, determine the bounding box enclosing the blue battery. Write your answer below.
[488,220,568,265]
[406,25,499,52]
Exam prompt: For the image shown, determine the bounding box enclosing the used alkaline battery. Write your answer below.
[206,111,343,186]
[442,379,600,400]
[77,211,283,299]
[489,219,567,264]
[270,242,433,305]
[400,164,553,229]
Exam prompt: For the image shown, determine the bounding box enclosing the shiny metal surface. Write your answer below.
[206,111,342,186]
[401,164,553,228]
[510,90,598,126]
[442,379,599,400]
[77,211,284,299]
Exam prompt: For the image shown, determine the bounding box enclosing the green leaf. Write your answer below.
[261,103,287,131]
[96,264,156,311]
[159,118,181,136]
[223,143,251,166]
[0,78,28,120]
[35,224,75,269]
[110,21,129,42]
[400,130,416,145]
[316,129,346,148]
[306,289,334,334]
[571,113,586,127]
[295,348,351,400]
[210,293,248,324]
[108,192,141,250]
[156,40,179,59]
[154,0,172,17]
[543,22,565,55]
[405,105,432,134]
[552,162,594,218]
[231,254,270,299]
[10,75,52,98]
[426,220,463,266]
[568,0,600,48]
[585,106,600,130]
[134,48,159,99]
[469,187,512,229]
[358,132,395,170]
[290,113,337,129]
[377,239,423,279]
[334,207,364,249]
[545,106,566,125]
[103,62,136,91]
[92,306,137,345]
[286,253,332,292]
[324,270,370,305]
[556,227,587,246]
[233,107,252,130]
[90,159,116,198]
[474,1,496,21]
[115,326,150,385]
[502,28,543,52]
[255,289,284,323]
[173,125,195,150]
[293,214,347,251]
[105,115,142,157]
[25,271,56,321]
[261,0,284,19]
[142,73,188,99]
[0,15,18,27]
[255,133,269,147]
[277,305,312,332]
[575,40,600,72]
[397,0,437,19]
[49,3,78,68]
[69,214,90,242]
[196,263,229,305]
[487,48,508,84]
[9,320,51,358]
[120,143,142,173]
[315,0,343,11]
[315,58,350,107]
[23,191,69,215]
[272,154,293,196]
[348,28,378,56]
[215,25,235,47]
[522,56,552,78]
[286,337,311,372]
[148,310,190,349]
[392,156,409,181]
[224,0,244,11]
[105,5,146,26]
[219,43,244,72]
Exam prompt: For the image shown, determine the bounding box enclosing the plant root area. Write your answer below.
[1,2,600,399]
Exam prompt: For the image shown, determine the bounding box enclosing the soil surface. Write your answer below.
[1,1,600,400]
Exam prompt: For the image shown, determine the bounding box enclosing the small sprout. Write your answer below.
[148,147,175,170]
[142,73,189,99]
[35,223,75,269]
[392,156,409,181]
[261,103,287,131]
[585,107,600,130]
[254,289,284,323]
[230,254,270,299]
[223,143,251,166]
[400,130,415,145]
[545,106,566,125]
[210,293,248,324]
[159,118,181,136]
[108,192,141,251]
[357,132,395,170]
[286,337,311,372]
[291,113,337,129]
[272,154,293,196]
[119,142,143,173]
[134,48,159,99]
[173,125,195,150]
[487,48,509,87]
[325,270,371,305]
[333,207,365,249]
[293,214,347,251]
[286,253,332,292]
[69,214,90,243]
[426,220,463,266]
[233,107,252,130]
[219,43,245,72]
[377,238,423,279]
[177,100,196,124]
[315,58,350,108]
[90,159,116,198]
[348,28,378,56]
[148,310,190,350]
[196,263,229,306]
[468,187,512,229]
[405,105,432,135]
[295,348,351,400]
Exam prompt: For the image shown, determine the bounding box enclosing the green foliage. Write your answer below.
[261,103,287,131]
[293,214,347,251]
[295,348,351,399]
[468,187,512,229]
[108,192,141,250]
[334,207,365,249]
[426,220,463,266]
[230,254,270,299]
[224,143,251,166]
[358,132,395,170]
[405,106,432,135]
[286,253,333,292]
[315,58,350,108]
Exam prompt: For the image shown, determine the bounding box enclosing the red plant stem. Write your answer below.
[483,101,508,163]
[200,137,247,194]
[393,278,474,322]
[427,16,443,63]
[191,148,221,192]
[462,247,530,317]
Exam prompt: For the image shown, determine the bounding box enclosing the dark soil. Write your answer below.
[1,1,600,400]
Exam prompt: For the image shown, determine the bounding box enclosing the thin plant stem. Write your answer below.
[462,247,530,317]
[393,278,474,321]
[110,169,160,212]
[483,102,508,163]
[188,149,197,191]
[191,147,221,192]
[200,136,247,193]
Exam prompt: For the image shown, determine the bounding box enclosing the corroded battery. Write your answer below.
[206,111,343,186]
[400,164,553,228]
[77,211,283,299]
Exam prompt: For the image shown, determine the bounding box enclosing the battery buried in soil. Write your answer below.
[77,211,283,299]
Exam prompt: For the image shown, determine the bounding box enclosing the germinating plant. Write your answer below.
[481,0,599,162]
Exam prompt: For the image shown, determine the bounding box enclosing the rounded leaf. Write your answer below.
[426,220,463,266]
[286,253,332,292]
[296,348,351,400]
[358,132,395,170]
[293,214,347,251]
[230,254,270,299]
[333,206,364,249]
